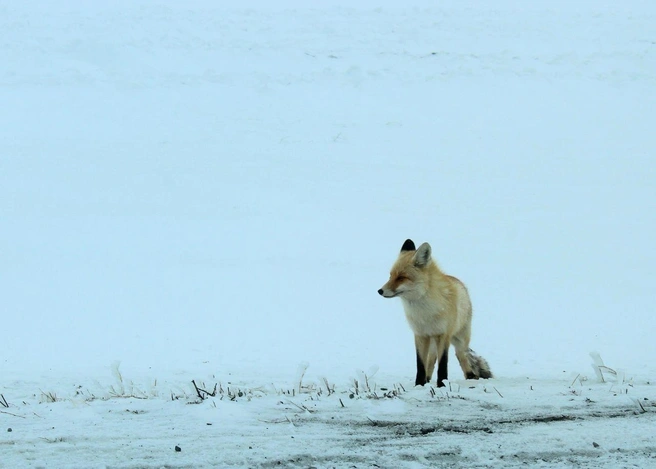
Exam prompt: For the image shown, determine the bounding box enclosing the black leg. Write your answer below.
[436,350,448,387]
[415,350,427,386]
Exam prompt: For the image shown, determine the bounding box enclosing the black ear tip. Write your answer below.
[401,239,416,252]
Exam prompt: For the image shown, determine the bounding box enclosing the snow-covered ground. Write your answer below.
[1,1,655,467]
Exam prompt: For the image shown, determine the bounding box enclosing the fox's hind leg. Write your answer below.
[452,335,475,378]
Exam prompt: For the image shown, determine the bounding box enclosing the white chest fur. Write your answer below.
[401,298,448,336]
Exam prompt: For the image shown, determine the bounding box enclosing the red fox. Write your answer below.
[378,239,492,387]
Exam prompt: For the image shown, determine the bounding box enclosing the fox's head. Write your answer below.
[378,239,433,301]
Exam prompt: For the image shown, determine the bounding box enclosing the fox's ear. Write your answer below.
[413,242,432,267]
[400,239,416,252]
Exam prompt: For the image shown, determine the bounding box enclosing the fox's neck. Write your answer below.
[403,264,449,305]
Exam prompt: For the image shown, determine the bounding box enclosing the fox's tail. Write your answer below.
[466,349,493,379]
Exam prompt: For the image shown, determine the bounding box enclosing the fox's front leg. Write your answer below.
[435,336,450,388]
[414,335,431,386]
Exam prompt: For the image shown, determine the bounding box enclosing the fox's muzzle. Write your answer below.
[378,288,398,298]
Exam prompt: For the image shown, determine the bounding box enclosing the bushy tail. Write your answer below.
[467,349,493,379]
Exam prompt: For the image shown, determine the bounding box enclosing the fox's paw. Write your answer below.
[415,375,430,386]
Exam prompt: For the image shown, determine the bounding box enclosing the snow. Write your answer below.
[1,1,655,467]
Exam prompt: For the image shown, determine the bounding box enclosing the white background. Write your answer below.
[1,1,655,467]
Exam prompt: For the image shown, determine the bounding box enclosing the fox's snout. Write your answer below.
[378,286,399,298]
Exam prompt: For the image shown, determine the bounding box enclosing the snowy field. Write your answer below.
[2,0,655,467]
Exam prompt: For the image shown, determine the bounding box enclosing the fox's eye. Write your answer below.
[396,276,408,282]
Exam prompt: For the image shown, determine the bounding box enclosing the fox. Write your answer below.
[378,239,492,388]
